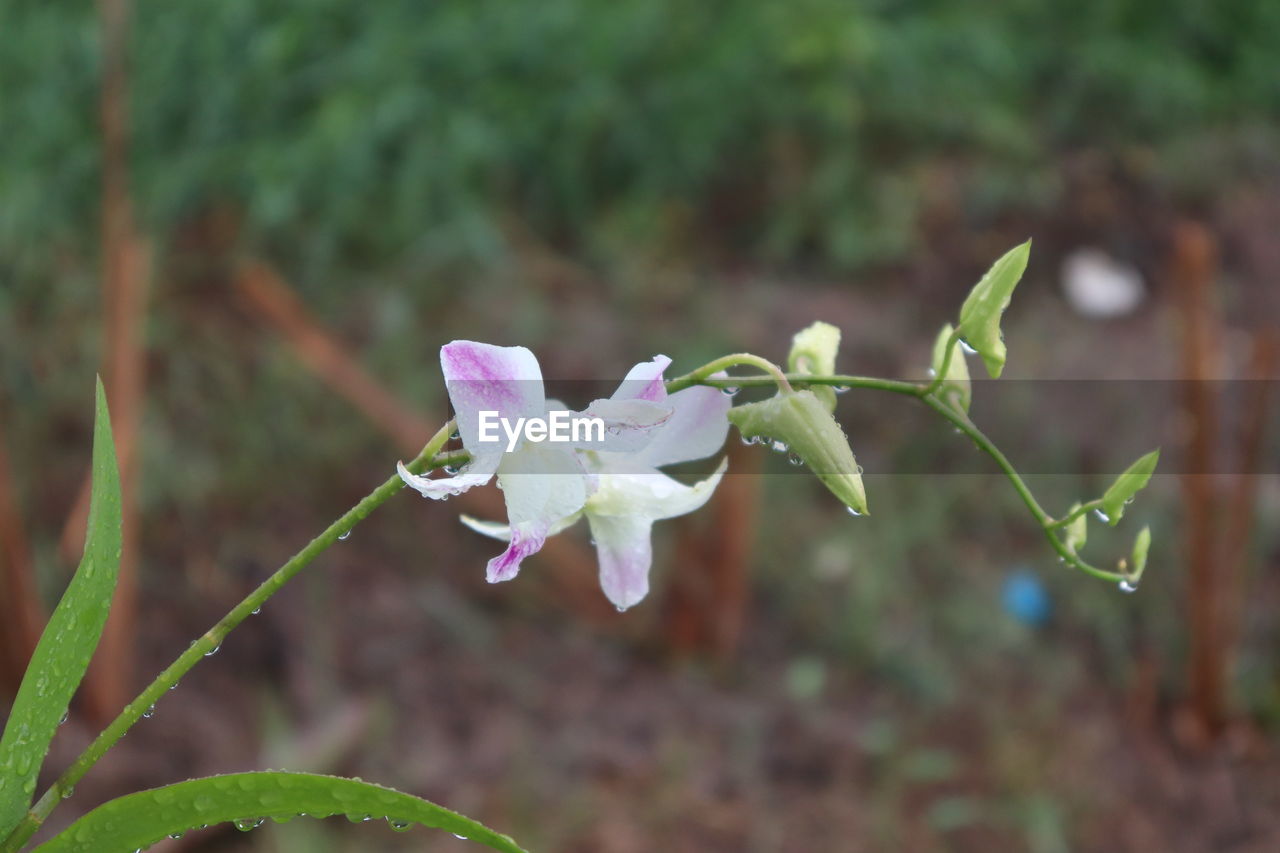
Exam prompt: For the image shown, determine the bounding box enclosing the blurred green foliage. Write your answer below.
[3,0,1279,290]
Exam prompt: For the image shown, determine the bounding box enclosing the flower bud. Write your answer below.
[787,322,841,412]
[728,389,868,515]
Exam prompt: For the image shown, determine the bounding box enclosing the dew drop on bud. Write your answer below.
[846,506,863,517]
[770,439,788,453]
[787,452,803,466]
[740,435,759,446]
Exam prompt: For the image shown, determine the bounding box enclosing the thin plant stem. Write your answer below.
[0,423,456,852]
[671,369,1131,585]
[664,354,793,394]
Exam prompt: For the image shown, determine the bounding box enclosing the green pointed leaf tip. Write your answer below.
[787,321,841,412]
[728,389,868,514]
[1063,503,1087,553]
[929,324,971,412]
[1130,526,1151,581]
[0,379,121,837]
[32,772,528,853]
[956,240,1031,378]
[1100,449,1160,526]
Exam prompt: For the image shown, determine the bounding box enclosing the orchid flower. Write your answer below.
[462,355,732,610]
[397,341,671,583]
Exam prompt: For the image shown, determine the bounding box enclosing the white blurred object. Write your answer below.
[1060,248,1146,318]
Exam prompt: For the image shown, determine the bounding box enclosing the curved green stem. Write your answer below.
[0,422,457,852]
[672,368,1130,585]
[664,353,793,394]
[1047,498,1104,530]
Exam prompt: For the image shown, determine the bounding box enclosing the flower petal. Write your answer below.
[441,341,545,453]
[397,450,501,500]
[486,525,546,583]
[586,512,655,611]
[497,445,590,527]
[634,382,731,468]
[568,397,673,453]
[610,355,673,403]
[460,511,582,542]
[588,456,727,520]
[479,444,591,582]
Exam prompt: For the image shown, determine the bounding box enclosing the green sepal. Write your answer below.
[728,389,868,515]
[957,240,1031,378]
[787,322,841,412]
[929,323,971,413]
[1099,449,1160,526]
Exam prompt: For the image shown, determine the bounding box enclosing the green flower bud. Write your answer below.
[1130,525,1151,581]
[929,323,971,413]
[787,321,841,412]
[728,389,868,515]
[1063,502,1087,553]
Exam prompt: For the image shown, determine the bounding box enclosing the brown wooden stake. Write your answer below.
[664,441,760,660]
[82,0,150,723]
[1171,221,1226,737]
[0,417,44,691]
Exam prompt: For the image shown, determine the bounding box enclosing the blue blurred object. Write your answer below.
[1002,569,1051,626]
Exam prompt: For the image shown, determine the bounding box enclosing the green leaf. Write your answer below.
[1063,503,1087,553]
[1099,449,1160,526]
[787,321,841,412]
[0,379,121,836]
[728,389,868,515]
[32,772,527,853]
[1130,526,1151,581]
[929,323,971,412]
[956,240,1031,378]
